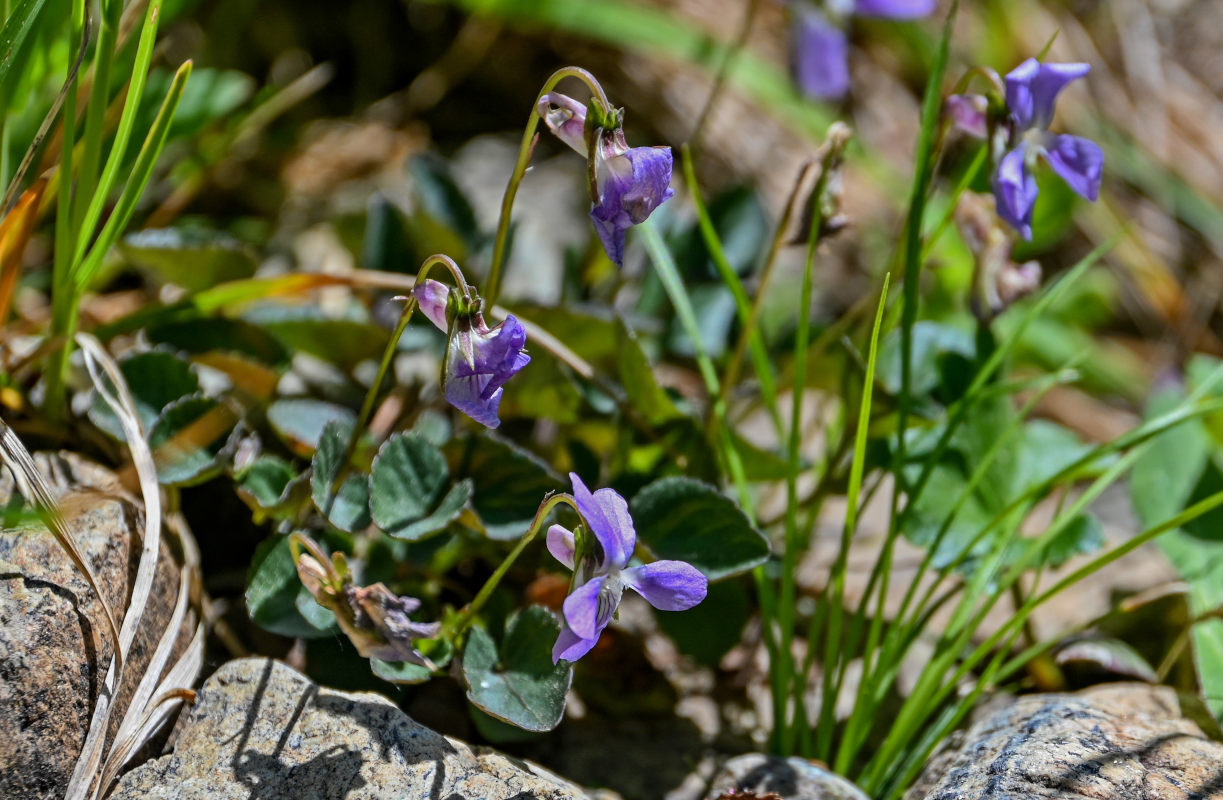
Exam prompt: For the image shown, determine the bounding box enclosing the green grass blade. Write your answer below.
[0,0,48,102]
[894,0,957,494]
[680,145,782,437]
[72,0,163,268]
[76,59,192,289]
[812,274,891,759]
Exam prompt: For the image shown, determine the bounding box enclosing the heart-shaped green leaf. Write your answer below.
[268,398,356,455]
[448,433,563,540]
[89,349,200,439]
[236,455,311,518]
[370,432,469,540]
[631,476,769,581]
[462,606,571,732]
[246,534,337,639]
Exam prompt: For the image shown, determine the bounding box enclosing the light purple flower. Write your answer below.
[791,0,936,101]
[992,59,1103,239]
[548,473,707,663]
[412,279,530,429]
[538,93,675,267]
[855,0,936,16]
[590,130,675,266]
[792,11,851,101]
[945,93,988,139]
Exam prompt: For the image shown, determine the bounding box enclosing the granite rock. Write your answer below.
[705,753,870,800]
[908,683,1223,800]
[110,657,593,800]
[0,451,192,800]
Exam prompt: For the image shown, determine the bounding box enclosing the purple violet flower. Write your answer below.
[793,11,851,102]
[412,279,530,429]
[547,473,708,663]
[791,0,936,101]
[538,92,675,267]
[990,59,1103,240]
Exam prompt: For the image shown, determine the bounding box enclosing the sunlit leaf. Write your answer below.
[631,476,769,580]
[462,606,572,732]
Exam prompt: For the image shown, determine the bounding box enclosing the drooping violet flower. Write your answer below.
[412,278,530,429]
[294,534,441,668]
[548,473,707,663]
[791,0,936,101]
[538,92,675,267]
[989,59,1103,239]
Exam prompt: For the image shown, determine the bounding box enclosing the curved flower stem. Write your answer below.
[329,254,468,497]
[447,492,580,641]
[485,66,612,308]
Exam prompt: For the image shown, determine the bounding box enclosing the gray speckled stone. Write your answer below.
[110,657,592,800]
[0,452,188,800]
[907,684,1223,800]
[705,754,870,800]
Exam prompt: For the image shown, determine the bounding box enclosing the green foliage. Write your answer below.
[311,420,372,533]
[1131,376,1223,719]
[235,455,309,518]
[267,398,356,454]
[631,476,769,580]
[246,534,338,638]
[461,606,572,732]
[148,394,239,485]
[370,431,472,541]
[448,433,563,540]
[88,349,199,438]
[121,228,258,291]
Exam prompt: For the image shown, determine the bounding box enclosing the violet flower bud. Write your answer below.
[538,92,588,156]
[854,0,937,17]
[791,0,935,101]
[792,10,851,101]
[548,473,707,663]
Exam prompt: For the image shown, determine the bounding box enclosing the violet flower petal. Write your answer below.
[1044,134,1103,202]
[623,561,709,611]
[562,574,620,640]
[1005,59,1090,130]
[547,524,576,570]
[590,146,674,267]
[945,94,988,139]
[855,0,936,18]
[538,92,589,157]
[444,314,530,429]
[413,279,450,333]
[792,11,851,101]
[992,145,1038,241]
[552,624,597,663]
[569,472,636,569]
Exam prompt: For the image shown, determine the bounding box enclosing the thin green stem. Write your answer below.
[331,254,470,495]
[681,144,781,436]
[723,159,811,397]
[448,492,578,639]
[70,0,121,248]
[814,275,890,761]
[486,66,611,308]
